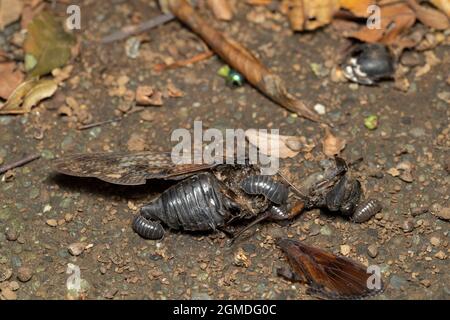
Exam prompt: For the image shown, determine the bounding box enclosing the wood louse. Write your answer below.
[351,199,383,223]
[132,215,165,240]
[240,175,289,205]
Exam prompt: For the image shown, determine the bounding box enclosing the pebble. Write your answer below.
[434,251,446,260]
[434,206,450,220]
[68,243,85,256]
[17,267,33,282]
[430,237,440,247]
[409,127,425,138]
[410,207,428,217]
[313,103,326,115]
[9,281,19,291]
[367,244,379,258]
[0,287,17,300]
[0,267,13,282]
[5,229,18,241]
[46,219,58,227]
[340,245,351,256]
[320,225,332,236]
[402,219,415,233]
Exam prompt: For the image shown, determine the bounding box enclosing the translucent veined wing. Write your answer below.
[52,152,219,185]
[277,238,384,299]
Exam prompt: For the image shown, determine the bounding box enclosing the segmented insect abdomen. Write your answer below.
[147,173,230,231]
[241,175,288,205]
[352,199,382,223]
[132,215,165,239]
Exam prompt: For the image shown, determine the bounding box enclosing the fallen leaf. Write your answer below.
[166,81,184,97]
[406,0,449,30]
[24,11,77,77]
[282,0,340,31]
[347,3,416,44]
[207,0,234,21]
[322,127,346,157]
[431,0,450,18]
[0,78,57,114]
[339,0,375,17]
[0,0,23,30]
[0,62,24,99]
[245,129,312,159]
[387,167,400,177]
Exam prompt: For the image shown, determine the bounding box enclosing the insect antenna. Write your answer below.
[228,211,272,246]
[276,171,307,200]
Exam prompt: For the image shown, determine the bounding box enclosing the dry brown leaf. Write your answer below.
[246,0,272,5]
[339,0,375,17]
[348,3,416,44]
[406,0,449,30]
[136,85,154,105]
[168,0,320,122]
[0,0,23,30]
[207,0,234,21]
[0,78,57,114]
[322,127,346,156]
[431,0,450,18]
[0,62,24,99]
[166,81,184,97]
[245,129,312,159]
[283,0,340,31]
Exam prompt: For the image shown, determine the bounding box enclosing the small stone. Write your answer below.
[430,237,440,247]
[313,103,326,115]
[46,219,58,227]
[64,213,74,222]
[0,267,13,282]
[367,244,379,258]
[402,219,415,233]
[17,267,33,282]
[411,207,428,217]
[68,243,85,256]
[420,279,431,288]
[340,244,351,256]
[5,229,18,241]
[434,206,450,221]
[0,287,17,300]
[434,251,446,260]
[9,281,19,291]
[320,225,332,236]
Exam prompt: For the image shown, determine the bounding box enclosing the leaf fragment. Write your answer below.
[322,127,346,157]
[24,11,77,77]
[0,0,23,30]
[0,78,57,114]
[0,62,24,99]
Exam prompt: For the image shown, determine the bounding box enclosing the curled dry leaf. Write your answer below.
[166,81,184,97]
[167,0,320,122]
[339,0,374,17]
[0,0,23,30]
[406,0,449,30]
[136,86,164,106]
[0,78,58,114]
[348,3,416,44]
[322,127,346,157]
[431,0,450,18]
[24,11,77,77]
[245,129,313,159]
[0,62,24,99]
[207,0,234,21]
[282,0,340,31]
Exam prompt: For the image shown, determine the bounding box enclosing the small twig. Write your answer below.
[154,50,215,72]
[100,13,175,43]
[77,117,122,130]
[0,154,41,175]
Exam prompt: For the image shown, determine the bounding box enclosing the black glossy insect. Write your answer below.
[295,157,381,222]
[342,43,395,85]
[240,175,289,205]
[351,198,382,223]
[52,152,297,241]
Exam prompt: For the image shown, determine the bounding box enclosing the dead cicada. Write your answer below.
[52,152,301,241]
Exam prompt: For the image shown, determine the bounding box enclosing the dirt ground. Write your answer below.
[0,1,449,300]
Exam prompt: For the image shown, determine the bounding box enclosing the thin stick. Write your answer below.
[0,154,41,175]
[100,13,175,43]
[154,50,214,72]
[77,117,122,130]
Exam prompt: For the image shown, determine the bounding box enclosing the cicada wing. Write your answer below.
[277,239,383,299]
[52,152,218,186]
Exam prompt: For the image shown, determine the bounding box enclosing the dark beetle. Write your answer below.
[342,43,395,85]
[52,152,297,240]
